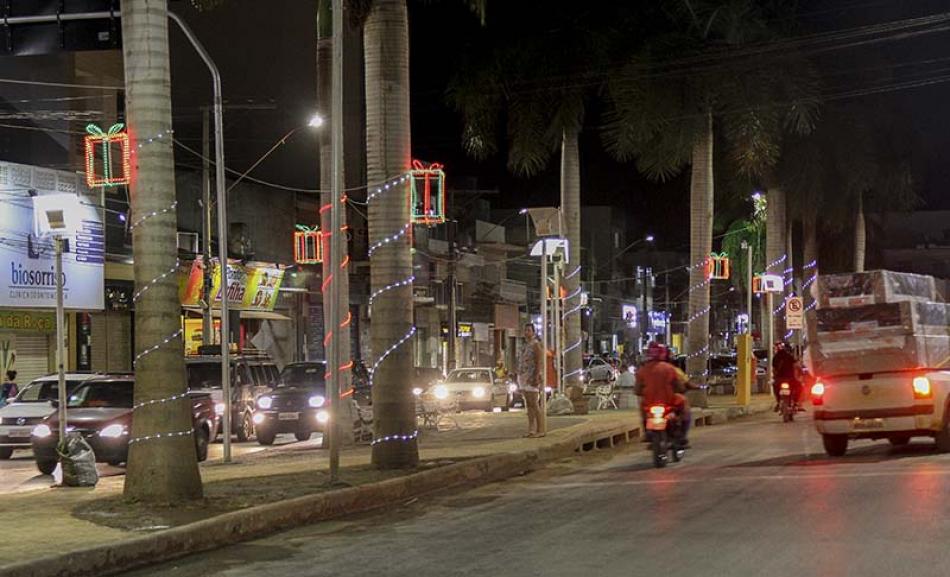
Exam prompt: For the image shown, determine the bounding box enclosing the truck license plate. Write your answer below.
[852,418,884,430]
[278,412,299,421]
[780,389,791,396]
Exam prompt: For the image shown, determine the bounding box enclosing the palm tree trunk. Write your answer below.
[854,192,866,272]
[765,187,786,336]
[365,0,418,468]
[121,0,202,502]
[686,113,712,407]
[560,128,582,390]
[317,0,352,442]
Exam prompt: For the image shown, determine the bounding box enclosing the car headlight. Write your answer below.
[32,424,52,438]
[309,395,326,408]
[544,386,552,394]
[316,410,330,424]
[580,374,586,382]
[99,424,127,438]
[412,387,423,396]
[253,413,265,425]
[214,402,226,415]
[472,386,486,399]
[508,383,518,393]
[433,385,449,400]
[257,396,273,410]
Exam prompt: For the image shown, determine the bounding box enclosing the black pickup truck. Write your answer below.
[30,376,216,475]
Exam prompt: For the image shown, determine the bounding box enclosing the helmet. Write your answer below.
[646,341,669,362]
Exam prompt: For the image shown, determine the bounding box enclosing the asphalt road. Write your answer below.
[122,412,950,577]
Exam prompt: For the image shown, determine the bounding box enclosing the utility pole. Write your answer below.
[201,108,213,345]
[447,218,458,370]
[664,272,671,346]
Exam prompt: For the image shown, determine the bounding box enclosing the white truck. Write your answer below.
[808,270,950,456]
[811,369,950,456]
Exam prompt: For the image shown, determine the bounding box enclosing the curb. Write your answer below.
[1,419,640,577]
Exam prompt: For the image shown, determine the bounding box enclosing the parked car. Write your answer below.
[582,356,618,386]
[426,368,509,412]
[253,361,330,446]
[185,350,278,442]
[0,373,102,460]
[30,376,215,475]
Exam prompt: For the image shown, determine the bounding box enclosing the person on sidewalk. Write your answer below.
[514,323,544,438]
[0,370,18,407]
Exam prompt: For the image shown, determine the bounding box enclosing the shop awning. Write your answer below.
[183,308,291,321]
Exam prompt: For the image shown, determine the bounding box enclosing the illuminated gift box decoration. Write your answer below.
[294,225,322,264]
[85,123,130,187]
[706,252,731,280]
[410,160,445,225]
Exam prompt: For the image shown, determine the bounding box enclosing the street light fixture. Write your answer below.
[33,193,82,453]
[227,113,326,193]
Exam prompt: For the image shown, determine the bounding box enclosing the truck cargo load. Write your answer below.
[812,270,936,309]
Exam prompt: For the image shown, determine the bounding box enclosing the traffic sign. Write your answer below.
[786,297,804,329]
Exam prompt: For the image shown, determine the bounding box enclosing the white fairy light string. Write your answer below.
[125,129,192,446]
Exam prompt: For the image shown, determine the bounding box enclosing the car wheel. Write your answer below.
[934,416,950,453]
[36,459,57,475]
[107,460,124,467]
[236,412,253,442]
[822,434,848,457]
[195,426,210,462]
[888,436,911,447]
[0,447,13,460]
[502,395,511,412]
[295,430,311,442]
[485,396,495,413]
[257,428,276,446]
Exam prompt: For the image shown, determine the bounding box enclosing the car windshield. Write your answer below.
[187,362,224,389]
[67,381,133,409]
[15,380,86,403]
[279,364,327,388]
[446,370,490,383]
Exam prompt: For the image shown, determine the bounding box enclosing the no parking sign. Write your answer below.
[786,297,804,330]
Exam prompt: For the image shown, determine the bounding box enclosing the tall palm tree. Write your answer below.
[604,1,817,394]
[450,3,615,392]
[354,0,484,468]
[780,101,918,275]
[121,0,203,502]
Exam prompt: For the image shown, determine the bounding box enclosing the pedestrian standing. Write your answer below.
[515,323,544,438]
[0,370,18,407]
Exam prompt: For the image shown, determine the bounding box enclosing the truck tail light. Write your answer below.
[912,376,932,399]
[811,382,825,406]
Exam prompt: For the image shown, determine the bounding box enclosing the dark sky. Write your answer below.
[164,0,950,254]
[406,0,950,253]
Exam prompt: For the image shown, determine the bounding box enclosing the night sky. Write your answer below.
[167,0,950,256]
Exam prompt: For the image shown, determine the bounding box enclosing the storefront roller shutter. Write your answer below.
[91,312,132,373]
[15,334,51,385]
[91,313,107,372]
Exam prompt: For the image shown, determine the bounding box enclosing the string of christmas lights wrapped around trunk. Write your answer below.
[371,429,419,446]
[124,130,192,447]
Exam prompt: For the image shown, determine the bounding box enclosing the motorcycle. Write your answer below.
[645,404,686,468]
[778,382,796,422]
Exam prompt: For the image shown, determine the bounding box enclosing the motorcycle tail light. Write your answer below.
[649,405,665,418]
[780,382,790,390]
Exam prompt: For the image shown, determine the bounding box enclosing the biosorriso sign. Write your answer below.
[0,162,104,310]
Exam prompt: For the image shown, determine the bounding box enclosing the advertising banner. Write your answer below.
[179,258,285,312]
[0,162,104,310]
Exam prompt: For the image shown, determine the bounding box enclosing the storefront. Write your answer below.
[0,311,54,385]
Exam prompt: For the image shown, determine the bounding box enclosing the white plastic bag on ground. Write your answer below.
[546,395,574,416]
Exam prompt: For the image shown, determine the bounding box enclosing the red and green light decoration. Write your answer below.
[706,252,731,280]
[294,225,322,265]
[85,123,130,188]
[410,160,445,225]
